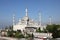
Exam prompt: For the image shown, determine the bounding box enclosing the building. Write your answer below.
[13,8,46,32]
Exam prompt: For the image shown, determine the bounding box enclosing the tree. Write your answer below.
[43,28,47,33]
[45,24,60,38]
[36,27,42,32]
[9,25,13,31]
[7,30,13,37]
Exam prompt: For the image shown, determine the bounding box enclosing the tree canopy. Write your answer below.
[45,24,60,38]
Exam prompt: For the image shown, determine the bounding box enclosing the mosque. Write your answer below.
[13,8,46,32]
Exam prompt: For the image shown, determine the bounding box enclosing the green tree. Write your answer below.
[7,30,13,37]
[43,28,47,33]
[36,27,42,32]
[45,24,60,38]
[9,25,13,31]
[15,30,24,38]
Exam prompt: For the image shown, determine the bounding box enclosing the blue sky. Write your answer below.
[0,0,60,28]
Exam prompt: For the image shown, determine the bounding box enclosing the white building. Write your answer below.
[13,8,46,32]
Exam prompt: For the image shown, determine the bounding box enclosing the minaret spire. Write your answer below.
[13,14,15,27]
[39,12,41,27]
[25,8,28,16]
[38,12,42,30]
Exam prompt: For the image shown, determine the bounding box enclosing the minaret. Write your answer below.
[39,12,42,28]
[25,8,28,16]
[49,16,52,25]
[25,8,28,26]
[13,14,15,27]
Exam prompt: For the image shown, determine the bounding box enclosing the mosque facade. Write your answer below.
[13,8,46,32]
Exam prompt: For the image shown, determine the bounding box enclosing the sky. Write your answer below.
[0,0,60,28]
